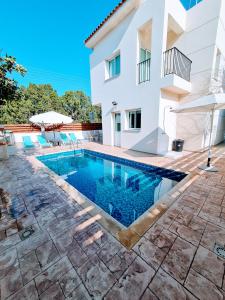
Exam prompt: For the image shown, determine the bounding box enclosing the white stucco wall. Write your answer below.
[88,0,225,154]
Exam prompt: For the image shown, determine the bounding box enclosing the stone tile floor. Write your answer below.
[0,143,225,299]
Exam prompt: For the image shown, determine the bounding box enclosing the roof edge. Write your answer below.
[84,0,128,45]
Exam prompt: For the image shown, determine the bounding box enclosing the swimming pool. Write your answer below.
[38,149,186,227]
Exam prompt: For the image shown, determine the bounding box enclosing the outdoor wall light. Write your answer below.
[112,101,118,106]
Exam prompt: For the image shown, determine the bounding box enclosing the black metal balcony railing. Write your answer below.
[138,58,151,84]
[164,47,192,81]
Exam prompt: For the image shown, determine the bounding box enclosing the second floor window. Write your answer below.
[108,55,120,79]
[138,49,151,83]
[140,48,151,62]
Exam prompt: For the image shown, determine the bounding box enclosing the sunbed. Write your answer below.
[22,136,35,149]
[60,133,71,145]
[37,135,52,148]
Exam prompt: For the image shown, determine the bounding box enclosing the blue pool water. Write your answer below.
[38,150,186,227]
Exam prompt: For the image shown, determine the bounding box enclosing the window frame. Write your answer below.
[106,54,121,80]
[127,110,141,130]
[139,48,151,63]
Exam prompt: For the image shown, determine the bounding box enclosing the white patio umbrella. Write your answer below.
[29,111,73,143]
[29,111,73,126]
[171,93,225,172]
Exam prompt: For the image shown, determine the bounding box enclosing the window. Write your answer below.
[139,49,151,83]
[128,110,141,129]
[140,48,151,63]
[115,113,121,132]
[108,55,120,79]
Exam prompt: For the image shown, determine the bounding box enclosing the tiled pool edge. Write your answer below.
[29,153,197,249]
[37,148,187,182]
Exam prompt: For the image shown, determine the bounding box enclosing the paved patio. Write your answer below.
[0,143,225,299]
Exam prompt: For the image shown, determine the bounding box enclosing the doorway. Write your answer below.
[114,113,121,147]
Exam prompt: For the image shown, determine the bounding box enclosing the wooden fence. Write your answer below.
[3,123,102,133]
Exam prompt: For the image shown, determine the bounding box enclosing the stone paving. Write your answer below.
[0,143,225,299]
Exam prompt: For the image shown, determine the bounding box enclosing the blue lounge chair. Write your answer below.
[22,136,35,149]
[69,133,81,147]
[37,135,52,148]
[60,133,70,145]
[69,133,77,142]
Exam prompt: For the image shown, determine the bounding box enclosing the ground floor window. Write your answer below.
[128,110,141,129]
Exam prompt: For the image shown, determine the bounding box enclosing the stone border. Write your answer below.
[27,151,198,249]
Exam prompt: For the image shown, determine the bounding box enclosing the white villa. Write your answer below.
[85,0,225,154]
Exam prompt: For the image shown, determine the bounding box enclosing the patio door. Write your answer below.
[114,113,121,147]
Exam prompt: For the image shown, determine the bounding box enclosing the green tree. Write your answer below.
[0,83,102,124]
[92,105,102,123]
[0,97,32,124]
[0,54,26,103]
[23,84,62,115]
[61,90,92,122]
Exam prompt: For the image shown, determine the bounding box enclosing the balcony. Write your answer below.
[164,47,192,81]
[138,58,151,84]
[161,47,192,94]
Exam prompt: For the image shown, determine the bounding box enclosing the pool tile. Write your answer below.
[105,256,155,300]
[192,246,225,287]
[6,223,18,237]
[54,231,77,255]
[59,268,81,297]
[0,248,18,280]
[97,239,122,263]
[175,207,194,225]
[46,217,76,238]
[77,254,116,298]
[17,229,50,258]
[55,231,89,268]
[149,268,196,299]
[39,283,65,300]
[161,237,196,283]
[117,228,140,249]
[17,213,36,230]
[0,263,23,299]
[90,228,111,248]
[66,283,91,300]
[106,249,137,280]
[149,229,176,252]
[67,246,88,269]
[53,204,79,219]
[156,208,181,229]
[3,143,225,300]
[188,216,207,232]
[169,221,202,246]
[0,233,21,254]
[133,237,167,270]
[38,149,186,227]
[144,223,164,242]
[81,240,101,257]
[36,211,56,228]
[6,281,38,300]
[185,269,224,300]
[35,256,72,295]
[141,288,158,300]
[19,251,41,285]
[201,223,225,251]
[0,230,6,241]
[36,240,60,269]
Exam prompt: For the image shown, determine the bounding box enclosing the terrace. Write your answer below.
[0,142,225,299]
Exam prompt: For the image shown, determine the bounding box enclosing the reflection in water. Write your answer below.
[40,152,177,227]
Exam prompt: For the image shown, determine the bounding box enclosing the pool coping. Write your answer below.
[28,150,198,249]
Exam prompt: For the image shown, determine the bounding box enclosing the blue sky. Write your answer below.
[1,0,201,96]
